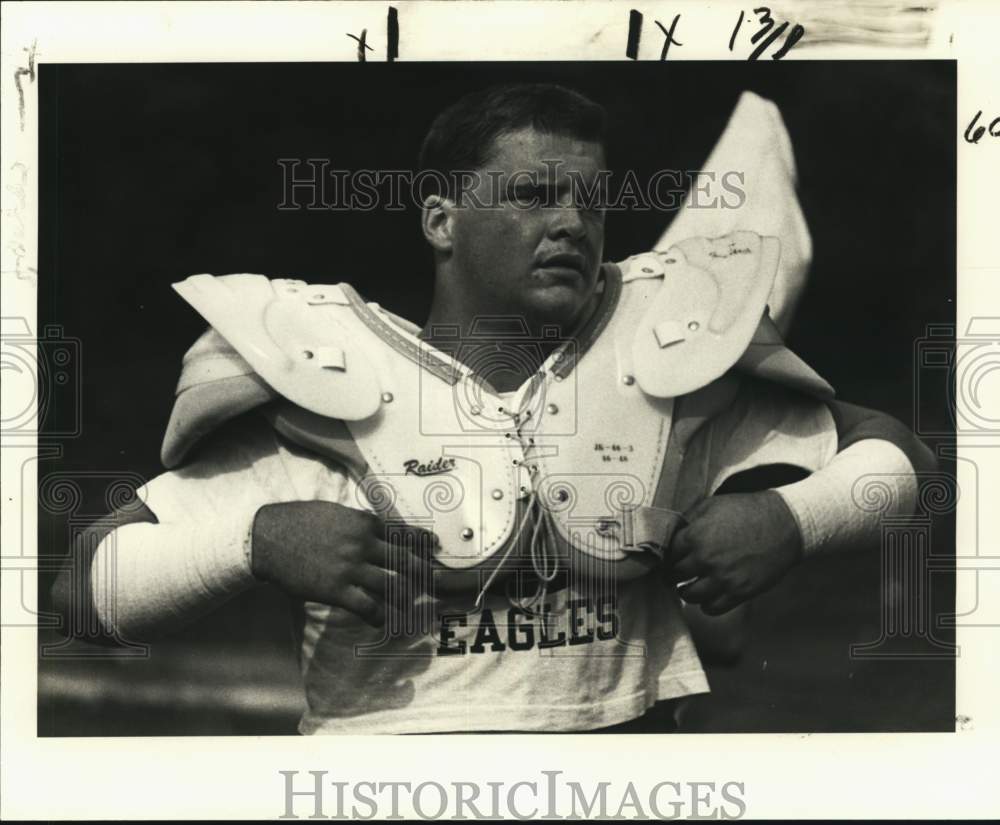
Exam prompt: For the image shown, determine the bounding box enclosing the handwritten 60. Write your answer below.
[964,110,1000,145]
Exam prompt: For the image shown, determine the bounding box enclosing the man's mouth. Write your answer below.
[535,252,587,278]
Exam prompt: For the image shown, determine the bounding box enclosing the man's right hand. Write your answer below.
[251,501,439,628]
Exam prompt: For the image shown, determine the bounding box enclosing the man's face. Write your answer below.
[448,127,606,327]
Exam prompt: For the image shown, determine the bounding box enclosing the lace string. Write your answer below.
[473,388,559,612]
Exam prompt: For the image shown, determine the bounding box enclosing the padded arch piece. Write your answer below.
[633,232,780,398]
[656,90,812,335]
[173,274,383,421]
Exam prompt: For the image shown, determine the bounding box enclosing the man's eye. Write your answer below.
[572,186,609,213]
[510,186,544,205]
[575,195,607,214]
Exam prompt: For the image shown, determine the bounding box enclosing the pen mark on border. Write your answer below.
[387,7,399,62]
[13,40,37,131]
[347,29,374,63]
[625,9,642,59]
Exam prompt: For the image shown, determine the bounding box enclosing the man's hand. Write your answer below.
[668,491,803,616]
[251,501,439,629]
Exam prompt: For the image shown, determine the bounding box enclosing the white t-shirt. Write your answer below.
[138,414,709,734]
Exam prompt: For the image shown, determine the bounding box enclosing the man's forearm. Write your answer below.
[96,511,259,640]
[767,399,937,558]
[49,503,157,645]
[774,438,919,557]
[827,398,938,475]
[50,501,259,643]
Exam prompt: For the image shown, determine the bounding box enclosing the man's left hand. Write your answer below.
[668,491,803,616]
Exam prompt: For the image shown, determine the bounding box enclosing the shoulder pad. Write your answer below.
[631,231,779,398]
[161,326,277,468]
[172,274,382,420]
[653,91,811,335]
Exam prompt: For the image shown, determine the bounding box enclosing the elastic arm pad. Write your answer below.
[827,399,938,475]
[774,439,918,557]
[91,508,258,639]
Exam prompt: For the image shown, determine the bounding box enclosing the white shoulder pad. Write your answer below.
[172,274,382,420]
[654,91,811,335]
[632,231,779,398]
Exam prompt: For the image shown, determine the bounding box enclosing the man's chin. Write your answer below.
[520,284,590,328]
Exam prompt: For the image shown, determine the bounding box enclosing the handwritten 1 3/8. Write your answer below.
[626,6,804,60]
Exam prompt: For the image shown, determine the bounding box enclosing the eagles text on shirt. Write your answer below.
[436,596,620,655]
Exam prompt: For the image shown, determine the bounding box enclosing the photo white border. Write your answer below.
[3,1,998,819]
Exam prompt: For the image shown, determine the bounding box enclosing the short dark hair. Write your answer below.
[417,82,607,198]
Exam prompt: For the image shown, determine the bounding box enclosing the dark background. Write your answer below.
[37,61,956,735]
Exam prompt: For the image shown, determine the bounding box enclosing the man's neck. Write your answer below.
[420,292,601,394]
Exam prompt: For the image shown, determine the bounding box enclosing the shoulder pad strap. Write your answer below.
[172,274,382,420]
[632,231,779,398]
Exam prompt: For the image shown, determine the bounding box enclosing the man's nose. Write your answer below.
[546,200,587,240]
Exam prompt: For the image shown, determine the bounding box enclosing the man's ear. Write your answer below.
[421,194,456,253]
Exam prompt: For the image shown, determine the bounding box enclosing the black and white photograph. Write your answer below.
[2,1,997,820]
[35,58,955,736]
